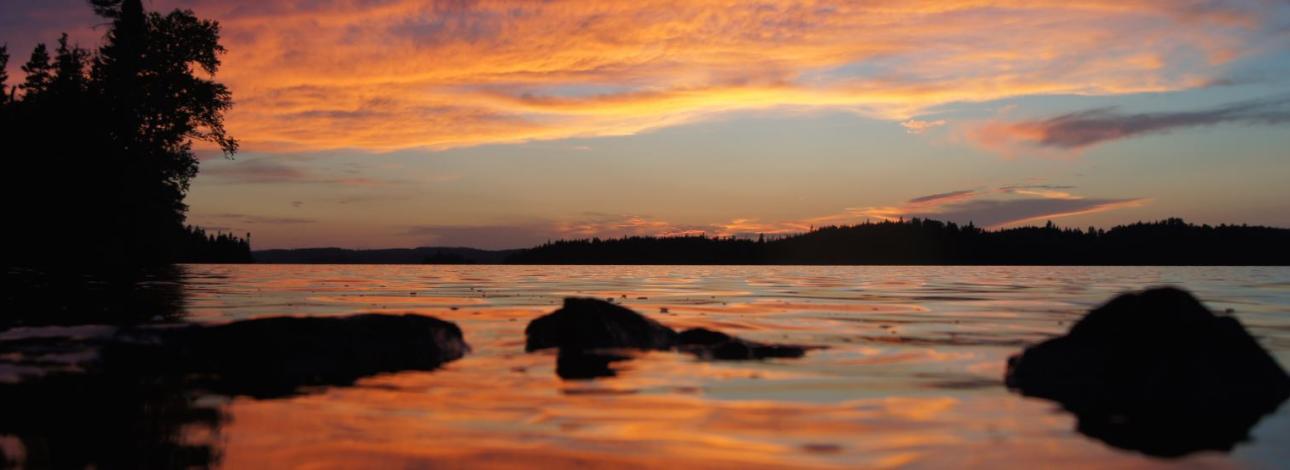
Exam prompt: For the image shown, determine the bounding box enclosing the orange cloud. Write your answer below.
[128,0,1272,151]
[901,119,947,134]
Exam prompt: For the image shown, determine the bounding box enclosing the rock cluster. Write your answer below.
[526,297,812,379]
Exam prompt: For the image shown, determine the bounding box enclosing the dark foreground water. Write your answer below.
[3,265,1289,468]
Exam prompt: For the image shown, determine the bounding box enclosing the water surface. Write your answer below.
[6,265,1290,468]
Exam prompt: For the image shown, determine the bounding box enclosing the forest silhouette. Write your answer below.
[0,0,248,268]
[505,218,1290,265]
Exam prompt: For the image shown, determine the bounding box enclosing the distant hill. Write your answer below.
[253,247,518,264]
[504,218,1290,265]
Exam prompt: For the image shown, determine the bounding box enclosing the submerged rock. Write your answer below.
[555,350,635,380]
[526,298,811,379]
[525,298,677,352]
[1006,287,1290,457]
[677,328,809,360]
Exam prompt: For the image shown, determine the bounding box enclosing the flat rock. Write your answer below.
[1006,287,1290,457]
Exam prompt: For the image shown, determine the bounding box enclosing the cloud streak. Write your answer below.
[201,158,403,186]
[907,189,979,205]
[970,96,1290,152]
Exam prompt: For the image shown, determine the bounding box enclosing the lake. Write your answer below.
[4,265,1290,468]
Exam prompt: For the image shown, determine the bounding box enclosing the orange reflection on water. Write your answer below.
[212,371,1228,469]
[214,373,963,469]
[307,295,488,306]
[169,265,1289,468]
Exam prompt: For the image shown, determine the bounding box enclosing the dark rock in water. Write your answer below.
[526,298,813,379]
[1006,287,1290,457]
[0,313,468,468]
[675,327,732,346]
[525,297,677,352]
[150,313,470,398]
[556,350,634,380]
[678,328,808,360]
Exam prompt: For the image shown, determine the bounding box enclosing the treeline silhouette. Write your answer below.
[0,0,245,267]
[175,226,251,263]
[505,218,1290,265]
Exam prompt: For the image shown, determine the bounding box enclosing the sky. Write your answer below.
[2,0,1289,249]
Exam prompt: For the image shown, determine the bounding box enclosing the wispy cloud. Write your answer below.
[401,184,1145,248]
[201,213,317,225]
[969,96,1290,153]
[202,159,309,183]
[907,189,979,205]
[997,184,1078,199]
[201,158,403,186]
[7,0,1276,152]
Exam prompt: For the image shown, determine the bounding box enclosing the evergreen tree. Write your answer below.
[80,0,237,263]
[0,44,9,105]
[50,33,90,98]
[19,43,53,98]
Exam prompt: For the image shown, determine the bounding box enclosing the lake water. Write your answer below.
[4,265,1290,468]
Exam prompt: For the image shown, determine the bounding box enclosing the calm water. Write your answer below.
[6,265,1290,468]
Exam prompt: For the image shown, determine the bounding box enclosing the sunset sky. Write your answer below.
[3,0,1289,249]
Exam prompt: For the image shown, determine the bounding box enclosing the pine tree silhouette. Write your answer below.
[0,44,10,105]
[1,0,245,267]
[19,43,53,98]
